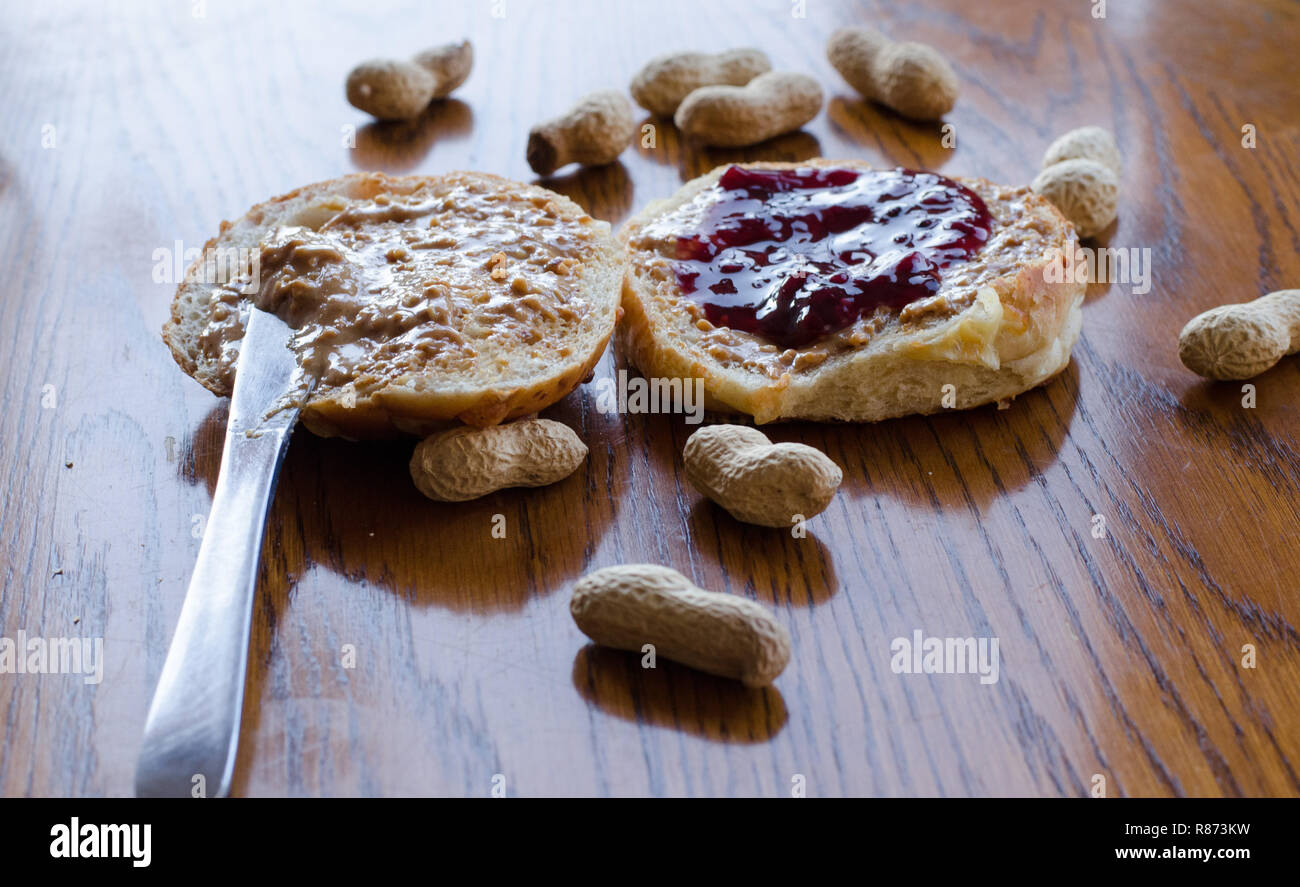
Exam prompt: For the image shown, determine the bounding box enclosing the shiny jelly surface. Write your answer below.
[672,165,994,349]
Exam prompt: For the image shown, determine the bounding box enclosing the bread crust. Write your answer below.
[163,172,623,439]
[616,159,1085,423]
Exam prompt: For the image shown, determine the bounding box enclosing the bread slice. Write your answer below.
[617,159,1085,423]
[164,171,623,439]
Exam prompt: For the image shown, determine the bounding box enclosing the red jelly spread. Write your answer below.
[672,165,994,349]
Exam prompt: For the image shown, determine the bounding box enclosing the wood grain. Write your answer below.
[1,0,1298,797]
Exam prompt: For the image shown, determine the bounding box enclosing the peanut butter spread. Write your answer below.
[625,173,1063,380]
[196,180,604,402]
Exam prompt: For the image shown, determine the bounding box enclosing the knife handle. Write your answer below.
[135,418,293,797]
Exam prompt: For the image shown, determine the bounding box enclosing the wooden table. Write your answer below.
[2,0,1298,798]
